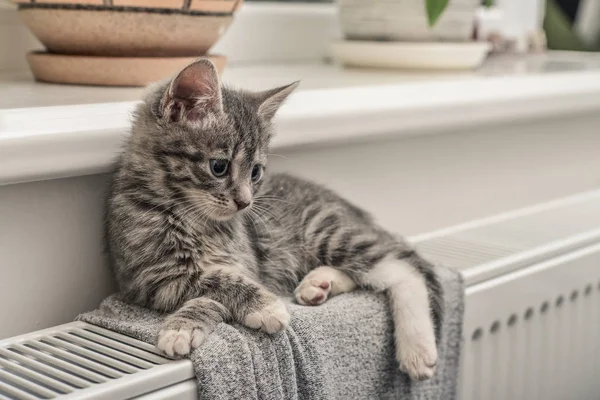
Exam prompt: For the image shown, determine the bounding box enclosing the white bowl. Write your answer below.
[332,40,491,70]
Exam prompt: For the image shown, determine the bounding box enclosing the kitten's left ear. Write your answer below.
[256,81,299,121]
[161,58,223,123]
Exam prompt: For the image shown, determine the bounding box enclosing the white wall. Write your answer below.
[2,113,599,338]
[0,175,114,338]
[272,113,600,236]
[0,6,40,74]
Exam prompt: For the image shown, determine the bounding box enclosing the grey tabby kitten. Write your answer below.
[106,59,443,381]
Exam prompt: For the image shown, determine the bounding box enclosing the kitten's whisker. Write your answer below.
[255,196,294,205]
[243,211,262,236]
[177,200,206,217]
[247,208,269,228]
[247,208,272,233]
[132,193,178,221]
[251,204,281,222]
[183,204,212,230]
[189,207,211,229]
[177,199,213,226]
[256,199,295,219]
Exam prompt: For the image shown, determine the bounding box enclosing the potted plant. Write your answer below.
[334,0,494,69]
[338,0,485,42]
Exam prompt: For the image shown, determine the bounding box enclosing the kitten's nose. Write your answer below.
[234,199,250,210]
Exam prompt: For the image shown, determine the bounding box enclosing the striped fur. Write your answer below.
[105,59,444,381]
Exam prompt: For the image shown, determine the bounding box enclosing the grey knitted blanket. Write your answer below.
[78,266,463,400]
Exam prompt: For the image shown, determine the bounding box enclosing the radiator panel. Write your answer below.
[414,190,600,400]
[460,243,600,400]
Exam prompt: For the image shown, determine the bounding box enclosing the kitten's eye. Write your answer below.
[251,164,264,183]
[209,159,229,177]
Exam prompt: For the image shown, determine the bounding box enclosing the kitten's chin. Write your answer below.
[210,214,235,222]
[209,209,239,222]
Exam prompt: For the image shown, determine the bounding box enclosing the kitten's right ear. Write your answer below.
[160,59,223,123]
[256,81,299,121]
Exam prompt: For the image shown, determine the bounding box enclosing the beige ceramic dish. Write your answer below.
[13,0,242,13]
[18,6,235,57]
[27,52,226,86]
[332,40,491,70]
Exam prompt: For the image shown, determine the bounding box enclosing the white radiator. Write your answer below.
[1,190,599,399]
[415,189,600,400]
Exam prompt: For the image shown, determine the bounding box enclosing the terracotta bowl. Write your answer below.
[27,52,226,86]
[17,3,239,57]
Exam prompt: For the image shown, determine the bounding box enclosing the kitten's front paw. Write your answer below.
[294,278,331,306]
[243,298,290,334]
[398,337,438,381]
[156,328,206,358]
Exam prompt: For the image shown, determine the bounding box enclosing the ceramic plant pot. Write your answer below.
[338,0,480,42]
[13,0,240,86]
[17,2,239,57]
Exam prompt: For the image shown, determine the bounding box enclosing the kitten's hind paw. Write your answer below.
[156,328,206,358]
[397,338,438,381]
[243,298,290,334]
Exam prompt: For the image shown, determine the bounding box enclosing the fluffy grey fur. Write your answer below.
[105,59,444,381]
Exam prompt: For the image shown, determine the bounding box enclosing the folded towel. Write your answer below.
[78,265,463,400]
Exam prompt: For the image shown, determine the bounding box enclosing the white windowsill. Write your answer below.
[2,52,600,186]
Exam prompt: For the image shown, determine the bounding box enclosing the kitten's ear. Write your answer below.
[161,58,222,123]
[256,81,299,121]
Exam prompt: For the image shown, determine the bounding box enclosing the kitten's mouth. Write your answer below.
[183,191,238,222]
[210,204,253,221]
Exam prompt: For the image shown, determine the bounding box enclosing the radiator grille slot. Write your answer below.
[462,277,600,400]
[0,323,194,400]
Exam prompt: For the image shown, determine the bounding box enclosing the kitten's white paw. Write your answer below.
[294,278,331,306]
[243,298,290,333]
[294,266,357,306]
[397,337,438,381]
[156,328,205,357]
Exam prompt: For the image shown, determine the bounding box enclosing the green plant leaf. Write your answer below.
[483,0,493,7]
[544,0,587,51]
[425,0,449,27]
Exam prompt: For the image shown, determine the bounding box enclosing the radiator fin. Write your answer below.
[0,323,194,400]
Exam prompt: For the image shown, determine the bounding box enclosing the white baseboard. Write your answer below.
[0,2,340,74]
